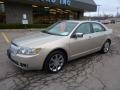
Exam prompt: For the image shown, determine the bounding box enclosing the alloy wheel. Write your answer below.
[103,42,110,53]
[49,54,64,72]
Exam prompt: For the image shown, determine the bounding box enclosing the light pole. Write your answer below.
[97,5,101,17]
[117,7,120,17]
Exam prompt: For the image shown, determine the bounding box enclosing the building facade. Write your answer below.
[0,0,97,24]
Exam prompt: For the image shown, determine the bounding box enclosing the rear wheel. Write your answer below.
[101,40,111,53]
[43,51,66,73]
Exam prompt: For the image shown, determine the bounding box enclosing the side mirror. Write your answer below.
[75,33,84,37]
[72,33,83,38]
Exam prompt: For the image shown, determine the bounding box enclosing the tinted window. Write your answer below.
[92,23,105,32]
[76,23,91,34]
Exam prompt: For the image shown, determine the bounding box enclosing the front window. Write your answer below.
[76,23,91,34]
[42,21,79,36]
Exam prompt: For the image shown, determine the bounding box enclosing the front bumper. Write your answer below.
[7,49,45,70]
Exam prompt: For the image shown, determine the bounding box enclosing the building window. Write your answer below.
[0,3,5,12]
[32,6,73,24]
[0,3,5,23]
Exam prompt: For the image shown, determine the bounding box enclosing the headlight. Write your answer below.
[17,47,41,55]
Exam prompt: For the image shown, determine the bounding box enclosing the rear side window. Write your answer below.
[76,23,91,34]
[92,23,105,32]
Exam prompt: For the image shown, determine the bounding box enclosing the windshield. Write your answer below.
[42,21,79,36]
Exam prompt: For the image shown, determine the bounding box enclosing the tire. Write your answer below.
[43,50,66,73]
[100,40,111,53]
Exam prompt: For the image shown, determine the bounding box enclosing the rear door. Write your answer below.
[90,22,107,49]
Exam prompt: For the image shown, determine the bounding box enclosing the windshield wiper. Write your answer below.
[41,30,53,35]
[41,30,63,36]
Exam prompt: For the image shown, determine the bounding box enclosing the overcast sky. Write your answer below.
[84,0,120,16]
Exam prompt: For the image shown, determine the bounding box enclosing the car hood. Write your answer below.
[12,32,64,48]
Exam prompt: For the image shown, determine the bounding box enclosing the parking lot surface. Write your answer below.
[0,23,120,90]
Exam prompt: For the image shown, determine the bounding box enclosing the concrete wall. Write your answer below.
[5,2,33,24]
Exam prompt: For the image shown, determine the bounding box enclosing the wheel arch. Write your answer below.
[42,48,68,69]
[106,38,111,44]
[103,37,111,46]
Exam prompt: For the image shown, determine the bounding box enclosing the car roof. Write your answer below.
[65,20,100,23]
[65,20,108,29]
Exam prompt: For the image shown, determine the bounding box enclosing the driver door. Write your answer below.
[69,22,94,59]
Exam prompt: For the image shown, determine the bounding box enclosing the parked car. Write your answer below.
[110,20,115,24]
[101,20,111,24]
[7,20,112,73]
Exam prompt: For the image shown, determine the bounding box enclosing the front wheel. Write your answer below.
[43,51,66,73]
[101,41,111,53]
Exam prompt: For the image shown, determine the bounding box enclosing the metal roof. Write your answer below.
[75,0,96,5]
[5,0,97,11]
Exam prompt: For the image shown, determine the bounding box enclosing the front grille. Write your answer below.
[20,63,28,68]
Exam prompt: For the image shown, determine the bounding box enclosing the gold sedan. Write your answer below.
[7,20,112,73]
